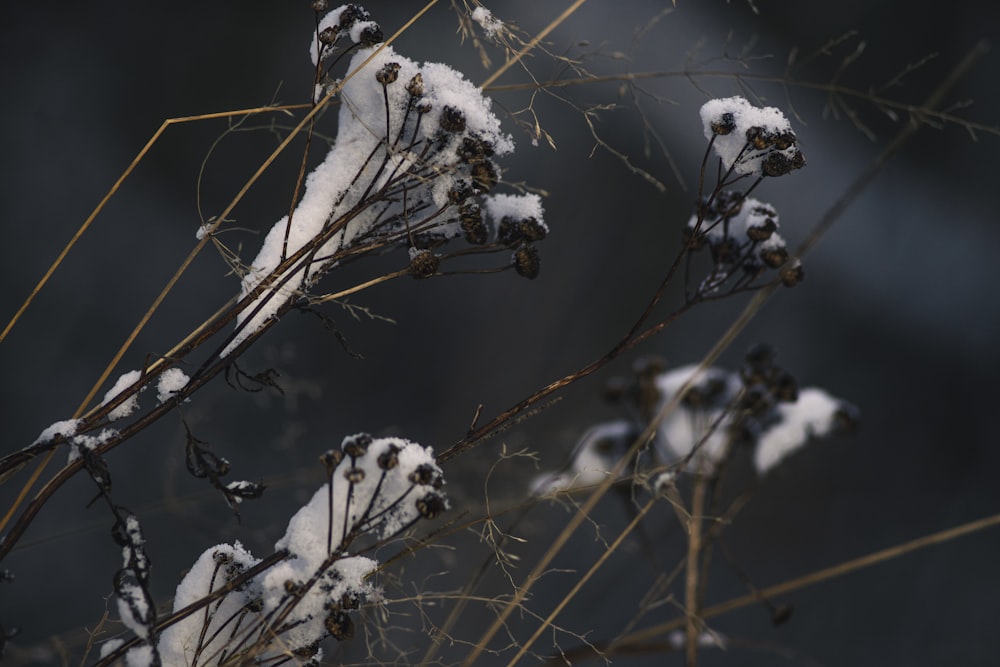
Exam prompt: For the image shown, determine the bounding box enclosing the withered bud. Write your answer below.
[779,262,804,287]
[375,61,400,85]
[710,112,736,135]
[457,136,493,164]
[406,73,424,97]
[470,161,498,192]
[519,217,547,243]
[762,152,793,177]
[320,449,344,473]
[772,131,797,150]
[770,370,799,403]
[338,4,371,30]
[377,445,400,470]
[342,432,372,458]
[746,217,777,241]
[416,493,447,519]
[514,245,541,279]
[294,643,321,659]
[497,217,521,247]
[460,203,488,245]
[439,105,467,133]
[709,236,741,266]
[325,610,355,641]
[416,100,432,114]
[760,245,789,269]
[284,579,304,596]
[311,0,329,12]
[409,250,440,279]
[745,126,772,150]
[447,180,473,204]
[213,550,234,566]
[318,26,339,45]
[409,464,438,486]
[344,467,365,484]
[357,24,384,47]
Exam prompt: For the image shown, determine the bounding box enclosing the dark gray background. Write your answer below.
[2,1,998,665]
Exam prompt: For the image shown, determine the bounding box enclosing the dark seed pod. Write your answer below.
[460,204,488,245]
[772,131,797,151]
[338,4,371,30]
[318,26,339,45]
[745,126,772,150]
[284,579,304,596]
[377,445,400,470]
[342,433,372,458]
[514,245,541,279]
[320,449,344,474]
[406,73,424,98]
[416,493,447,519]
[409,464,438,486]
[779,262,804,287]
[457,136,492,164]
[470,161,497,193]
[439,105,467,133]
[311,0,329,13]
[709,236,741,266]
[497,217,522,247]
[246,597,264,613]
[325,610,355,641]
[447,180,473,204]
[416,100,433,114]
[762,152,793,177]
[770,370,799,403]
[710,112,736,135]
[760,245,789,269]
[746,217,777,241]
[519,217,547,242]
[409,250,440,279]
[375,62,400,85]
[358,24,384,47]
[294,642,321,659]
[213,550,234,566]
[344,467,365,484]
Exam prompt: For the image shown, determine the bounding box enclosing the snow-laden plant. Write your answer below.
[101,435,446,666]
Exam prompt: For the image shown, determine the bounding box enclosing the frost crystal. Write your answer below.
[700,96,804,177]
[102,369,143,421]
[225,27,519,356]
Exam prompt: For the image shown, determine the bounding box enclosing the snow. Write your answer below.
[754,388,847,473]
[32,418,81,445]
[223,39,516,357]
[530,420,637,494]
[66,428,118,464]
[154,435,448,660]
[654,365,741,472]
[102,369,143,421]
[471,7,503,39]
[483,193,545,227]
[699,96,802,177]
[156,367,189,403]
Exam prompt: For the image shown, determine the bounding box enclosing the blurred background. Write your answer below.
[1,1,998,665]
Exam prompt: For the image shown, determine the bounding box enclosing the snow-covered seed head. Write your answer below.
[375,61,400,85]
[377,444,400,470]
[457,136,493,164]
[497,217,521,247]
[213,550,234,566]
[439,105,467,133]
[357,24,383,46]
[710,112,736,135]
[408,250,440,278]
[513,245,541,279]
[409,464,438,486]
[779,261,804,287]
[342,432,372,458]
[318,26,339,44]
[447,180,474,204]
[416,493,447,519]
[746,216,777,241]
[325,609,355,641]
[311,0,329,11]
[406,73,424,97]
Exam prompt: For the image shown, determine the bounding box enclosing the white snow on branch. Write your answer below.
[530,420,637,495]
[471,6,504,39]
[754,388,853,474]
[32,418,81,446]
[102,370,143,421]
[156,367,190,404]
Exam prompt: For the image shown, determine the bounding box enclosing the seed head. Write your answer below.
[514,245,541,279]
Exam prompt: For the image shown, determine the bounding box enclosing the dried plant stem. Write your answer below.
[684,474,707,666]
[504,497,656,667]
